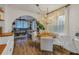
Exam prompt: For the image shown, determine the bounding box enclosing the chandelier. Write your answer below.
[36,4,52,31]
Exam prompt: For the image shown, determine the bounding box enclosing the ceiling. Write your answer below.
[9,4,66,14]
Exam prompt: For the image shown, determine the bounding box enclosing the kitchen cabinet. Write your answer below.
[0,37,8,44]
[40,37,53,52]
[0,44,6,54]
[0,20,5,33]
[0,36,14,55]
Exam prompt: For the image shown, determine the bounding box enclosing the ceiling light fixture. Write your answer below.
[36,4,51,31]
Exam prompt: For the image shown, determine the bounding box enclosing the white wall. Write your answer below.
[53,5,79,53]
[63,4,79,53]
[69,5,79,39]
[3,5,40,33]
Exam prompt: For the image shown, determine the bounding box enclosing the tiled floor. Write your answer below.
[13,39,71,55]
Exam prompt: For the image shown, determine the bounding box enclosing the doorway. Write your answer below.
[12,15,37,46]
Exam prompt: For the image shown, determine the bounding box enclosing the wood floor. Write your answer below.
[13,39,72,55]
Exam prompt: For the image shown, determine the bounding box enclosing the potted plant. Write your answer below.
[36,21,45,39]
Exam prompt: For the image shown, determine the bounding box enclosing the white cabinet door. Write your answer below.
[7,36,14,55]
[0,37,8,44]
[0,21,4,27]
[1,36,9,55]
[40,37,53,52]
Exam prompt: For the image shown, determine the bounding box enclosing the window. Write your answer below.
[15,20,30,29]
[57,15,65,33]
[48,15,65,33]
[32,21,37,30]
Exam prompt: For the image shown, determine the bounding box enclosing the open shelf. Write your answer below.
[0,19,4,21]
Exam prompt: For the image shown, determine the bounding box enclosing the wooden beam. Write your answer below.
[47,4,70,15]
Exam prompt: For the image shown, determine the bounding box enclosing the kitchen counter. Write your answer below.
[0,44,7,54]
[0,32,14,55]
[0,32,13,37]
